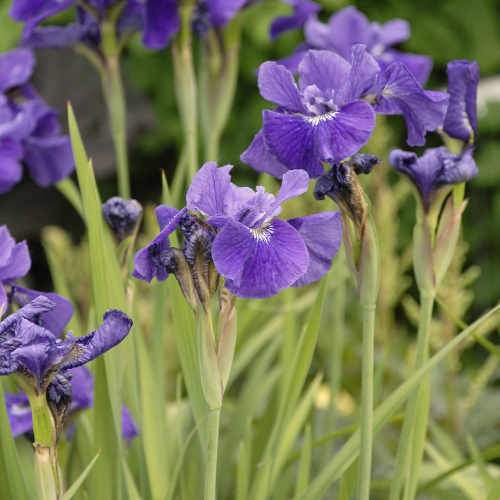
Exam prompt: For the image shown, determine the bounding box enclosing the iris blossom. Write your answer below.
[134,162,342,298]
[0,49,73,194]
[276,5,432,84]
[241,47,447,179]
[270,0,320,40]
[0,296,132,393]
[10,0,251,50]
[389,147,478,211]
[0,225,73,336]
[6,366,138,442]
[443,60,480,143]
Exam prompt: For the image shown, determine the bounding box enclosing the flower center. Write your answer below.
[250,224,274,244]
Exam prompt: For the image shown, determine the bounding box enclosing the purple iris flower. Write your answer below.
[10,0,144,49]
[0,296,132,392]
[278,5,432,85]
[241,47,448,179]
[134,162,342,298]
[103,196,143,241]
[389,147,478,210]
[443,60,480,143]
[11,0,251,51]
[0,49,74,194]
[6,366,138,442]
[270,0,320,39]
[0,225,73,336]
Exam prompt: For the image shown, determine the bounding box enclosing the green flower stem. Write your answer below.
[173,4,199,181]
[357,219,379,500]
[101,20,130,198]
[27,392,61,500]
[389,291,435,500]
[403,292,435,500]
[205,407,221,500]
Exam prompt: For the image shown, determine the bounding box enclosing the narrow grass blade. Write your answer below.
[298,303,500,499]
[294,426,312,498]
[62,453,100,500]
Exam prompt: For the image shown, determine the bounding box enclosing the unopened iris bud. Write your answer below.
[314,161,368,232]
[348,154,380,175]
[103,197,143,241]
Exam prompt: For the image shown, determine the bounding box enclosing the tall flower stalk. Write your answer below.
[314,156,380,500]
[172,1,199,181]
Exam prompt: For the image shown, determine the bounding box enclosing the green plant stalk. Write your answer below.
[357,219,379,500]
[173,4,198,180]
[205,407,221,500]
[27,392,60,500]
[101,20,130,198]
[389,291,434,500]
[56,179,83,217]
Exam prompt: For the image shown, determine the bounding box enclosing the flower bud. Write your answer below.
[103,197,143,241]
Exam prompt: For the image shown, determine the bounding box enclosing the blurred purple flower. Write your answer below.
[11,0,251,50]
[103,196,143,241]
[443,60,479,143]
[0,296,132,392]
[241,49,377,178]
[389,147,478,210]
[6,366,138,443]
[279,5,432,84]
[134,162,342,298]
[0,49,74,194]
[270,0,320,39]
[0,225,73,335]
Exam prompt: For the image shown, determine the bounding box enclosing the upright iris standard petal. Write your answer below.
[373,63,448,146]
[61,310,133,370]
[258,62,305,112]
[207,0,247,27]
[381,50,432,87]
[0,139,23,194]
[270,0,320,39]
[298,50,350,93]
[186,162,234,217]
[389,146,478,209]
[0,226,31,283]
[289,212,342,287]
[212,219,309,298]
[443,60,479,143]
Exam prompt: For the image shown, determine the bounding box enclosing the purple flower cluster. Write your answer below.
[6,366,138,443]
[133,162,342,298]
[0,296,132,393]
[389,60,479,209]
[10,0,252,51]
[241,46,448,179]
[272,4,431,84]
[0,49,73,194]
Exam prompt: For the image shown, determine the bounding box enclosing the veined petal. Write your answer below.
[274,169,310,205]
[377,19,409,47]
[212,219,309,298]
[0,284,7,318]
[186,162,233,217]
[374,62,448,146]
[443,60,479,142]
[314,101,375,162]
[258,61,304,112]
[240,129,290,179]
[298,50,351,93]
[262,110,323,177]
[0,138,23,195]
[61,310,132,370]
[288,211,342,287]
[381,50,432,85]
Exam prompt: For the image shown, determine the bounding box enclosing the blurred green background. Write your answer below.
[0,0,499,314]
